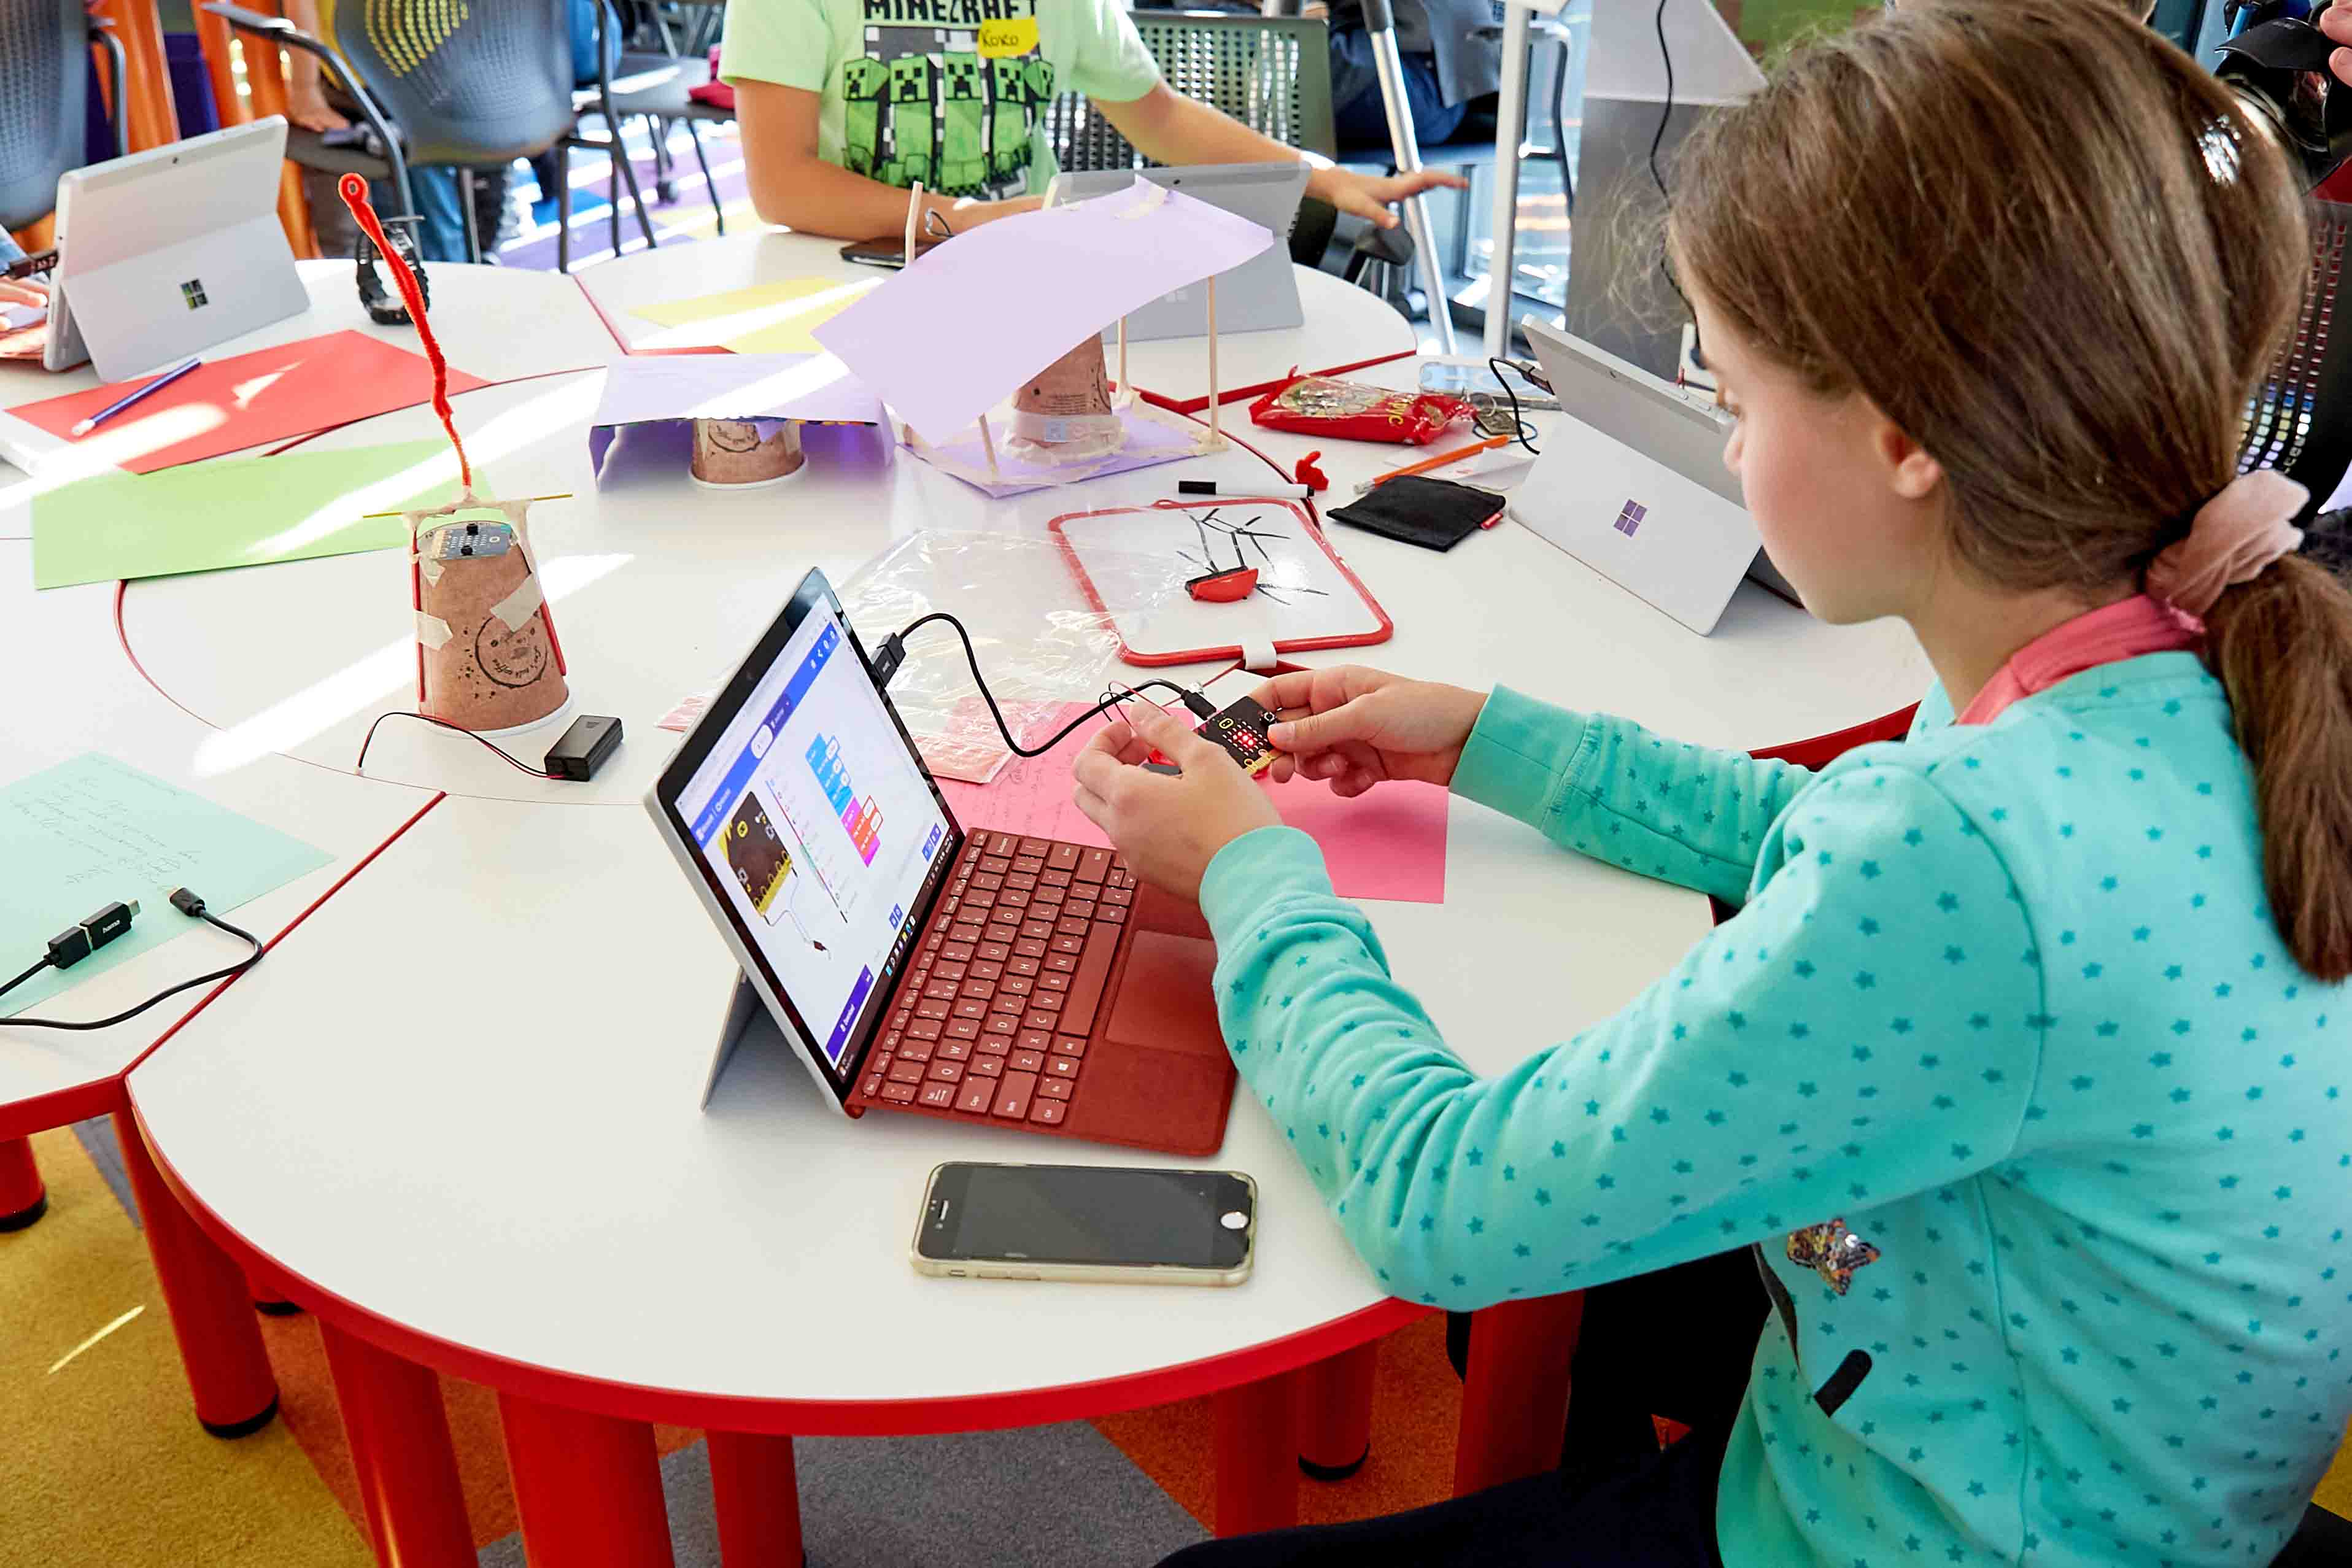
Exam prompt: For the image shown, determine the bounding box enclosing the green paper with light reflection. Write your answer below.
[30,440,484,589]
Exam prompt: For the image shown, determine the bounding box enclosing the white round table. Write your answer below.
[6,255,1928,1566]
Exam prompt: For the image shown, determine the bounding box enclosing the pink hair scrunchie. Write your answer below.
[2145,469,2308,619]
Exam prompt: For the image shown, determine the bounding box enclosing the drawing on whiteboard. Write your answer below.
[1174,509,1331,608]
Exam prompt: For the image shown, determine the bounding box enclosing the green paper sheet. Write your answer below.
[629,277,881,354]
[0,753,331,1021]
[31,439,481,590]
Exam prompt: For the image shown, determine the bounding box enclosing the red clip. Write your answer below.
[1186,566,1259,603]
[1294,450,1328,493]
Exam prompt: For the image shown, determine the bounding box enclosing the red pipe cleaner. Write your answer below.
[337,174,470,490]
[339,174,570,698]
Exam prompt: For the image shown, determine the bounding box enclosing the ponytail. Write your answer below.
[2203,556,2352,981]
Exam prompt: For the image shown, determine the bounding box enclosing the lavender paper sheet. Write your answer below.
[811,186,1275,442]
[586,353,884,471]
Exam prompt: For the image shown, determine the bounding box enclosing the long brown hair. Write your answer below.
[1670,0,2352,981]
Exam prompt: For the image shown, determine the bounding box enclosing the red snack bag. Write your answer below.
[1247,370,1472,446]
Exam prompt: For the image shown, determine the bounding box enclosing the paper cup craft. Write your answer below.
[409,496,571,734]
[691,418,806,489]
[1009,337,1122,455]
[584,355,887,482]
[813,181,1278,498]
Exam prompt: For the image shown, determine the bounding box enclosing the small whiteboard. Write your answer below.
[1052,500,1393,666]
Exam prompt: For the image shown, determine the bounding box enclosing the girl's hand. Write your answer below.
[1305,166,1468,230]
[0,277,47,311]
[1070,703,1282,902]
[1251,666,1487,796]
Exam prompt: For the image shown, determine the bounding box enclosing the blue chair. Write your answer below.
[0,0,126,232]
[208,0,644,266]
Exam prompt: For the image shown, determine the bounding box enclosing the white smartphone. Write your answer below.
[1418,355,1560,411]
[911,1162,1257,1286]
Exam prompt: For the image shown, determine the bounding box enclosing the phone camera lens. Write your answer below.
[1220,1210,1248,1230]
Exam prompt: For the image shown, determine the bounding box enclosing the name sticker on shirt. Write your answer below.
[978,17,1039,56]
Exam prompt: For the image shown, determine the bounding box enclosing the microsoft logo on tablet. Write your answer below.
[179,279,208,310]
[1613,500,1647,537]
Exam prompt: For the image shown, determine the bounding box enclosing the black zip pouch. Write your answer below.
[1325,476,1506,552]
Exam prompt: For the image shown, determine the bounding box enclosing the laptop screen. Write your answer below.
[672,600,956,1078]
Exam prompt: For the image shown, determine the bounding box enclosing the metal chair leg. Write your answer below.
[557,141,574,273]
[609,118,659,252]
[458,166,483,265]
[685,118,722,236]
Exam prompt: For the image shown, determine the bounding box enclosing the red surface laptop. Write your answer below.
[647,571,1237,1156]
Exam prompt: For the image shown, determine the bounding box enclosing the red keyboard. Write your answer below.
[857,828,1136,1127]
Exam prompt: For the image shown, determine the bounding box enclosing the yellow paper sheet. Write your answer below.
[629,277,883,354]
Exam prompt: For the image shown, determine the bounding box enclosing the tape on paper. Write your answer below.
[414,611,454,650]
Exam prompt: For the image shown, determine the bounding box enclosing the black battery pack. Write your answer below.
[544,714,623,781]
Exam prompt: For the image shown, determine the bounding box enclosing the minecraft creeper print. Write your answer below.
[988,55,1035,183]
[1198,660,2352,1568]
[840,57,886,179]
[937,53,987,190]
[718,0,1156,201]
[884,55,932,188]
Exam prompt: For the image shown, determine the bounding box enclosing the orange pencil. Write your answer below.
[1363,432,1513,490]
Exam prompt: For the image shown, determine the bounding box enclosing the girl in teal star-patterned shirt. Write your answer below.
[1070,5,2352,1566]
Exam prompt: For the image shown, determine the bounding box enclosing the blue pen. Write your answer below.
[71,356,202,437]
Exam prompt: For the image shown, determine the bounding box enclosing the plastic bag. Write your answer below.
[1248,371,1472,446]
[836,531,1190,782]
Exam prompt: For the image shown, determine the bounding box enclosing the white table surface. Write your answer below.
[113,374,1289,806]
[0,261,616,477]
[0,543,435,1115]
[113,262,1931,1414]
[573,229,1419,409]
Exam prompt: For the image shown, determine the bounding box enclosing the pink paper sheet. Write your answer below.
[937,705,1449,904]
[814,185,1274,442]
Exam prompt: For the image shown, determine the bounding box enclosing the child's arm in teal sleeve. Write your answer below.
[1199,768,2043,1310]
[1450,687,1811,906]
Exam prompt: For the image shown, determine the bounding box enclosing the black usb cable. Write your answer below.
[872,611,1217,757]
[1,888,265,1032]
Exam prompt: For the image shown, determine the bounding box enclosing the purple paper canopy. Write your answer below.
[811,184,1275,442]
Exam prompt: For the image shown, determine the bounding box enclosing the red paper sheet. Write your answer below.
[7,330,489,473]
[936,703,1449,905]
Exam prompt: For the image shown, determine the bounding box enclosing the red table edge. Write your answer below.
[120,1101,1432,1438]
[1138,349,1417,418]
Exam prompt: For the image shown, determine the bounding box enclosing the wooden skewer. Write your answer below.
[977,413,1001,481]
[363,491,572,519]
[1116,314,1129,407]
[905,180,924,264]
[1205,276,1220,443]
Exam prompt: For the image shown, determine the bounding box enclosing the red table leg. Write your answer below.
[1296,1338,1378,1480]
[498,1391,675,1568]
[112,1111,279,1436]
[0,1137,47,1230]
[1452,1292,1583,1497]
[708,1431,805,1568]
[319,1323,474,1568]
[1214,1367,1298,1537]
